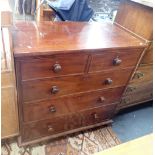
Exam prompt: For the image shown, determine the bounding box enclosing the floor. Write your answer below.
[112,102,153,142]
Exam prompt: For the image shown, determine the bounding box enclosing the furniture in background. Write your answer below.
[1,0,19,139]
[114,0,153,110]
[12,21,146,146]
[36,0,55,21]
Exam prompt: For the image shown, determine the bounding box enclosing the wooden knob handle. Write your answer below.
[121,98,128,104]
[53,64,62,73]
[93,113,99,119]
[47,125,54,132]
[99,96,105,103]
[49,106,56,112]
[126,86,136,92]
[51,86,59,94]
[113,57,122,65]
[105,78,113,85]
[133,71,144,79]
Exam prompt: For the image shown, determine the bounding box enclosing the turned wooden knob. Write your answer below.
[47,125,54,132]
[49,105,56,112]
[51,86,59,94]
[53,64,62,73]
[99,96,105,103]
[133,71,144,79]
[93,113,99,119]
[105,78,113,85]
[113,57,122,65]
[126,86,136,92]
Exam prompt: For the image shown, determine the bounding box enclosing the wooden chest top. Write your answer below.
[12,21,146,57]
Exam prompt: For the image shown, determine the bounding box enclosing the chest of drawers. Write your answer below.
[114,0,153,110]
[12,21,146,146]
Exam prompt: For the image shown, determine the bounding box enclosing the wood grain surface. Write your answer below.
[19,53,88,80]
[12,21,146,57]
[13,21,145,145]
[21,104,117,142]
[115,0,153,41]
[1,4,19,139]
[119,81,152,109]
[23,87,124,122]
[21,68,133,102]
[89,48,142,72]
[141,42,153,65]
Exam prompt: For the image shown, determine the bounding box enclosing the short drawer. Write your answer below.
[20,53,88,80]
[23,87,124,122]
[81,104,117,126]
[130,65,152,85]
[22,114,81,142]
[23,99,69,122]
[22,68,133,102]
[89,49,142,72]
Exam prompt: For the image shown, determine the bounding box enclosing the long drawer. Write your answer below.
[20,53,88,80]
[22,104,116,142]
[23,87,124,122]
[22,113,81,142]
[89,49,142,72]
[22,68,133,102]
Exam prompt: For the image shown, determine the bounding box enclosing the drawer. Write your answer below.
[22,114,81,142]
[89,49,142,72]
[23,87,124,122]
[130,65,152,85]
[22,68,133,102]
[20,53,88,80]
[81,104,117,126]
[119,82,153,108]
[141,43,153,65]
[23,99,69,122]
[22,104,116,142]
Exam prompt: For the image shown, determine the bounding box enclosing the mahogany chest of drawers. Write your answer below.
[12,21,146,146]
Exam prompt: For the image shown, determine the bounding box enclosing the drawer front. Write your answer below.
[22,104,116,142]
[23,87,124,122]
[22,68,133,102]
[22,114,81,142]
[23,99,69,122]
[120,82,153,108]
[130,65,152,85]
[89,49,142,72]
[20,54,88,80]
[81,104,117,126]
[141,43,153,65]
